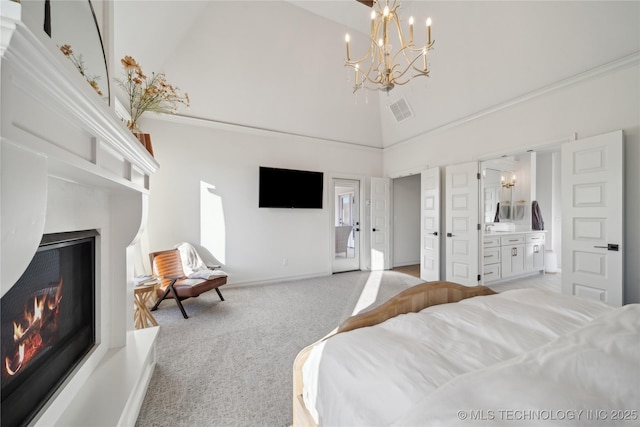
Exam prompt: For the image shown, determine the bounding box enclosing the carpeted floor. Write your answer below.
[135,270,423,427]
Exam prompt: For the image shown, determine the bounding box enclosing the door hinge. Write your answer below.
[477,223,481,230]
[477,173,481,180]
[477,274,481,282]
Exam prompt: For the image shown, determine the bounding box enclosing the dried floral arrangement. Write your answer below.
[116,56,190,131]
[59,44,103,97]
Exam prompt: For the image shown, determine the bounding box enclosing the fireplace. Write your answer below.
[2,2,160,425]
[1,230,97,427]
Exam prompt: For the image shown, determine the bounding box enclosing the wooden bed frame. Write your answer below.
[292,281,496,427]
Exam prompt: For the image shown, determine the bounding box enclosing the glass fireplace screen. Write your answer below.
[1,230,97,427]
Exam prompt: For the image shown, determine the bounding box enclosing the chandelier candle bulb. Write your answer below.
[345,34,351,60]
[409,16,414,44]
[371,10,376,35]
[427,17,432,45]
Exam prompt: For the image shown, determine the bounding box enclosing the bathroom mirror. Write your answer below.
[483,168,515,223]
[21,0,110,104]
[498,171,514,221]
[483,169,501,223]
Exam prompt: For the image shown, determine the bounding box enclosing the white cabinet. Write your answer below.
[501,235,526,278]
[482,236,501,283]
[483,232,545,284]
[525,233,545,272]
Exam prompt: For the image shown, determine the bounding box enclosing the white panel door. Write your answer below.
[561,131,624,306]
[421,167,441,281]
[370,177,391,270]
[445,162,480,287]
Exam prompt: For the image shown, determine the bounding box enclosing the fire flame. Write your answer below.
[3,277,63,378]
[5,344,24,375]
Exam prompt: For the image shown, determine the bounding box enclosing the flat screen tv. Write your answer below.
[259,167,323,209]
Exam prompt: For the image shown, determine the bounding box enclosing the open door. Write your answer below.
[370,177,391,270]
[421,167,441,281]
[332,179,361,273]
[561,131,624,306]
[445,162,480,286]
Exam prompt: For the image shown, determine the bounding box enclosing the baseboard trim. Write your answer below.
[227,272,331,288]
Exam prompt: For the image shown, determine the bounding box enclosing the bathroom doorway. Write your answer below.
[332,179,361,273]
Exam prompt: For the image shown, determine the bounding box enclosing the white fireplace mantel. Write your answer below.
[1,1,159,425]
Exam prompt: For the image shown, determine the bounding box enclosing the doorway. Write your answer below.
[332,179,360,273]
[392,175,420,270]
[389,167,441,281]
[480,150,562,290]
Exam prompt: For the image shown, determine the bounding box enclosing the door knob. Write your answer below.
[594,244,619,251]
[432,232,438,236]
[372,228,377,232]
[446,233,454,237]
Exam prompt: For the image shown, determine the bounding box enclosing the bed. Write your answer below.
[292,281,640,426]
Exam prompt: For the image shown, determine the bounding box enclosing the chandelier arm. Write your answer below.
[361,68,385,85]
[409,59,430,75]
[346,44,376,68]
[396,44,431,62]
[389,51,430,82]
[348,67,384,87]
[346,49,383,84]
[391,45,419,67]
[390,0,399,13]
[393,52,429,78]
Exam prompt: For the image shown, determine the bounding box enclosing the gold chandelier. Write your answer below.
[344,0,434,93]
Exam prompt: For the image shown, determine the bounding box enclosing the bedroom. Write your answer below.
[0,0,638,426]
[128,0,638,302]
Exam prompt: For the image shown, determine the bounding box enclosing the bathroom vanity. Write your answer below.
[483,231,546,283]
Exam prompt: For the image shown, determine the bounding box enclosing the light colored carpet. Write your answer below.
[135,270,423,427]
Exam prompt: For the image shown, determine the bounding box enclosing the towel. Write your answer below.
[514,204,525,220]
[532,200,544,230]
[175,242,227,279]
[499,204,511,220]
[187,269,228,280]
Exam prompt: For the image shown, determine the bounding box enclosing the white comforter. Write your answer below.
[392,303,640,426]
[302,289,618,426]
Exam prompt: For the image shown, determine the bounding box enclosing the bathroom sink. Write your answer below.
[488,222,515,232]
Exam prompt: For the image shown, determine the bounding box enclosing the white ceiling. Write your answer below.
[112,1,640,149]
[287,0,372,35]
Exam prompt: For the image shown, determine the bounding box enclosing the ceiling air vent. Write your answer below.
[388,97,414,123]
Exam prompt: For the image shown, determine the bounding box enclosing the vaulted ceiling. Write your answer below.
[112,1,639,149]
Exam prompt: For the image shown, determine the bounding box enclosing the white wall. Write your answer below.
[140,116,382,285]
[383,63,640,303]
[392,174,420,267]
